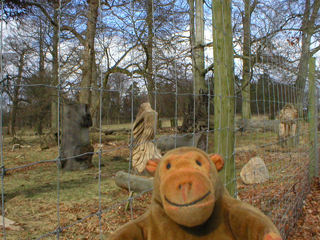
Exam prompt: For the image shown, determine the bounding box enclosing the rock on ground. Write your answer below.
[0,216,23,231]
[240,156,270,184]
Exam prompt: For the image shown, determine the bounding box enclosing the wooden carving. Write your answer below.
[279,103,298,146]
[132,102,162,173]
[61,104,94,171]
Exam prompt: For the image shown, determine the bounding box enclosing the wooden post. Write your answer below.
[308,57,318,180]
[61,104,94,171]
[212,0,236,197]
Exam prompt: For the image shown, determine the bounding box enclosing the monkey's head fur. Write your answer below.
[146,147,225,227]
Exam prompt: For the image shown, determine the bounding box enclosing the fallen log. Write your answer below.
[156,132,207,152]
[236,119,280,132]
[114,171,153,193]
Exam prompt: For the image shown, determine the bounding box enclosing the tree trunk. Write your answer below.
[183,0,207,133]
[10,50,25,136]
[90,60,100,128]
[296,24,311,115]
[241,0,252,120]
[61,104,94,171]
[194,0,205,94]
[51,6,59,132]
[79,0,99,106]
[237,118,280,132]
[37,19,47,137]
[212,0,236,196]
[39,19,45,80]
[308,57,318,180]
[295,0,320,116]
[28,1,60,132]
[146,0,155,108]
[188,0,195,78]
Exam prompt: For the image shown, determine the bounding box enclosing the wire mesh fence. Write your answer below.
[0,0,319,239]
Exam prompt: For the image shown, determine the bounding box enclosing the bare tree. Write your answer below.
[189,0,205,93]
[233,0,299,119]
[240,0,258,119]
[4,42,27,137]
[295,0,320,115]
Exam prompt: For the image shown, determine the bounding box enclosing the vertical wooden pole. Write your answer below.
[212,0,236,196]
[308,57,318,180]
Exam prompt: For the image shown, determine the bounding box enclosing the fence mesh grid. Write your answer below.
[0,0,319,239]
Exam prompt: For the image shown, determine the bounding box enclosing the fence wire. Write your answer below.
[0,0,319,239]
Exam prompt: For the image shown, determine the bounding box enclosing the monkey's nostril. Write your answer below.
[178,183,192,190]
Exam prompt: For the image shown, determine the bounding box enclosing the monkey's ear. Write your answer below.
[146,158,161,176]
[209,154,224,172]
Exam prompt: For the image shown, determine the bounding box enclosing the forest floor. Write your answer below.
[287,177,320,240]
[0,126,319,239]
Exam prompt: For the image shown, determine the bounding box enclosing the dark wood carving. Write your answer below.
[61,104,94,171]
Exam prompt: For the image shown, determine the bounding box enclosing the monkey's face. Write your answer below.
[158,151,216,227]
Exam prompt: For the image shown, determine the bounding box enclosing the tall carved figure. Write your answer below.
[279,103,298,147]
[132,102,162,173]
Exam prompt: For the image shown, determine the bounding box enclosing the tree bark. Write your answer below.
[184,0,207,133]
[212,0,236,196]
[146,0,155,108]
[90,60,100,128]
[194,0,205,94]
[188,0,195,78]
[79,0,99,107]
[241,0,252,120]
[51,5,59,132]
[10,50,25,136]
[37,19,46,135]
[308,57,318,180]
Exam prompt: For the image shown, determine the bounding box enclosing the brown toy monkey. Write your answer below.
[108,147,282,240]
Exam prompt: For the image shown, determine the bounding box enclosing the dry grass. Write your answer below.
[0,135,132,239]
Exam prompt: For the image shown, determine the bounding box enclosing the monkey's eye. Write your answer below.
[166,163,171,169]
[196,160,202,166]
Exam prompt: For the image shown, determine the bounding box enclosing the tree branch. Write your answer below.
[250,0,259,15]
[60,25,86,46]
[26,1,57,27]
[311,44,320,56]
